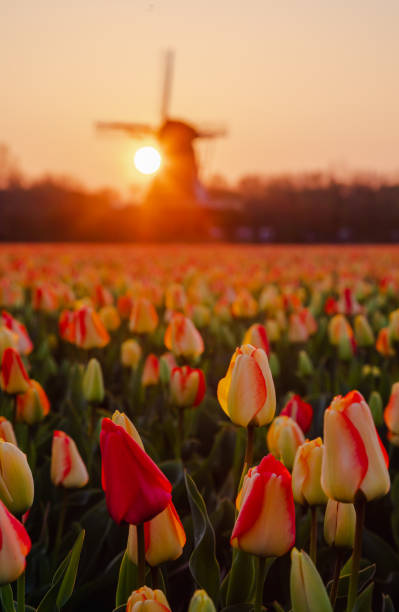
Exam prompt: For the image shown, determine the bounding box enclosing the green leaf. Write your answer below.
[37,530,85,612]
[272,603,285,612]
[225,550,256,605]
[327,563,376,599]
[56,529,85,608]
[184,471,220,604]
[115,550,138,607]
[382,594,395,612]
[352,582,374,612]
[0,585,15,612]
[112,607,126,612]
[363,529,399,577]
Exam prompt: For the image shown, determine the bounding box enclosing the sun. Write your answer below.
[134,146,162,175]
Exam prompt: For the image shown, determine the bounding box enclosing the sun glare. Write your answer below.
[134,146,162,175]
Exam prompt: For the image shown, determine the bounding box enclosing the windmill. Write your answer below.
[96,50,227,209]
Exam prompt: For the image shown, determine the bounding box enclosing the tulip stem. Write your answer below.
[330,548,343,608]
[17,571,25,612]
[238,424,255,493]
[309,506,318,565]
[255,555,267,612]
[178,407,184,457]
[346,491,366,612]
[53,488,67,567]
[151,565,159,590]
[137,523,146,588]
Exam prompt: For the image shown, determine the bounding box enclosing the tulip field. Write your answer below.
[1,243,399,612]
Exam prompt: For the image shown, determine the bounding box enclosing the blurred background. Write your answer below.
[1,0,399,242]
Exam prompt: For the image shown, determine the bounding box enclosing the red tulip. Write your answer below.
[0,348,30,394]
[280,394,313,433]
[231,454,295,557]
[100,418,172,524]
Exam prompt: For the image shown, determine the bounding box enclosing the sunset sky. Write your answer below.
[1,0,399,196]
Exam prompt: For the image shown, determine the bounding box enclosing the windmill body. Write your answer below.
[96,51,226,211]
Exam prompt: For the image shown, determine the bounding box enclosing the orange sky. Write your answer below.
[1,0,399,196]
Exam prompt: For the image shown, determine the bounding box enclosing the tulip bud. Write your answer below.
[117,293,134,319]
[111,411,144,449]
[0,325,18,361]
[82,358,105,403]
[129,298,159,334]
[384,383,399,445]
[338,334,356,361]
[288,313,309,344]
[59,306,110,349]
[170,366,206,407]
[100,418,171,524]
[267,416,305,470]
[121,339,142,369]
[127,501,186,566]
[268,352,280,378]
[323,499,355,548]
[0,441,34,515]
[389,308,399,341]
[376,327,395,356]
[231,454,295,557]
[328,314,353,346]
[142,354,160,387]
[265,320,280,342]
[218,344,276,427]
[290,548,333,612]
[297,350,314,377]
[231,289,258,318]
[281,394,313,433]
[159,352,177,384]
[0,499,31,585]
[354,315,374,347]
[189,304,211,328]
[164,313,204,358]
[32,285,59,312]
[126,586,171,612]
[292,438,327,506]
[188,590,216,612]
[51,431,89,488]
[98,305,121,331]
[368,391,383,427]
[0,417,17,445]
[242,323,270,356]
[16,380,50,425]
[1,311,33,356]
[321,390,390,502]
[0,347,30,394]
[165,283,187,311]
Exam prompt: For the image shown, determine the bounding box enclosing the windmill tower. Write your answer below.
[96,50,227,210]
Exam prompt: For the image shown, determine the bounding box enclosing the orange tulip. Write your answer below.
[321,391,390,502]
[231,454,295,557]
[51,431,89,488]
[0,500,31,585]
[142,354,160,387]
[16,380,50,424]
[164,313,204,358]
[127,501,186,566]
[129,298,159,334]
[170,366,206,407]
[292,438,327,506]
[267,416,305,470]
[218,344,275,427]
[242,323,270,356]
[0,347,30,394]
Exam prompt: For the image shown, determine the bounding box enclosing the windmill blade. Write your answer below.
[195,123,228,139]
[160,49,174,122]
[95,121,155,138]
